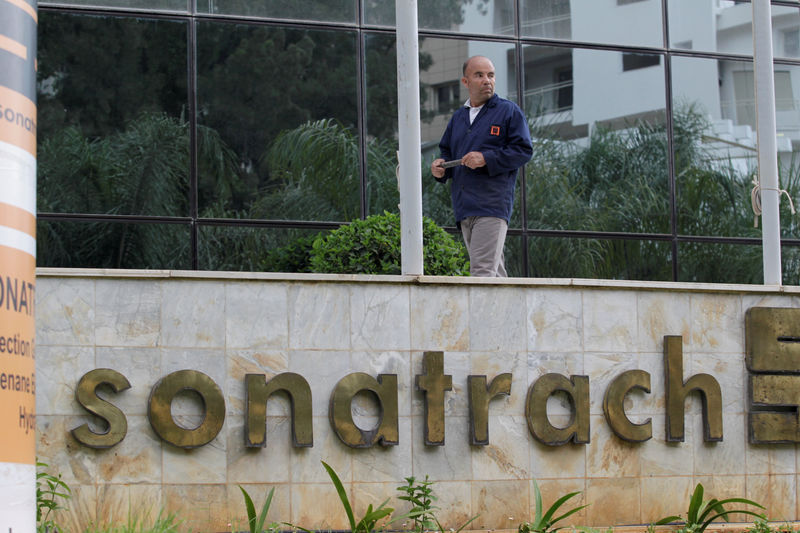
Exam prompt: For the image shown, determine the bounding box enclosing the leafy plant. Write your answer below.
[518,479,587,533]
[397,476,438,532]
[239,486,278,533]
[322,460,395,533]
[37,461,72,533]
[309,211,468,275]
[395,475,477,533]
[82,509,181,533]
[653,483,765,533]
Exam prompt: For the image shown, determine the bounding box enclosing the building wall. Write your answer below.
[35,270,800,532]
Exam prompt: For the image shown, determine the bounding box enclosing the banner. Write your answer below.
[0,0,38,531]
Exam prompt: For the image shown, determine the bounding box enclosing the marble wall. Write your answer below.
[34,270,800,532]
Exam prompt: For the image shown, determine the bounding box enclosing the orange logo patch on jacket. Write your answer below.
[490,125,500,136]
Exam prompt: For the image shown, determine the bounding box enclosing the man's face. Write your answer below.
[462,57,496,107]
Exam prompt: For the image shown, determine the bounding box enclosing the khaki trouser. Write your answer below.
[459,216,508,277]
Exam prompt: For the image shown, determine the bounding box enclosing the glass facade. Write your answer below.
[35,0,800,283]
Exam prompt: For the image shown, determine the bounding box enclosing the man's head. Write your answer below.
[461,55,496,107]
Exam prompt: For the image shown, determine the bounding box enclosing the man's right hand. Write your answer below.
[431,158,446,179]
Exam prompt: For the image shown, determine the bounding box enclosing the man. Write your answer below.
[431,55,533,277]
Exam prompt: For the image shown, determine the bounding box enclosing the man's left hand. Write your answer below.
[462,151,486,169]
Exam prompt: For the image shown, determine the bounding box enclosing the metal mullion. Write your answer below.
[357,25,368,219]
[189,16,199,269]
[662,0,679,281]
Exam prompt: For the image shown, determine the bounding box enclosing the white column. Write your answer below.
[0,1,38,531]
[752,0,782,285]
[396,0,424,276]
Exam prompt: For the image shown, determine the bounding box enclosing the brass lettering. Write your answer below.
[415,351,452,445]
[526,373,589,446]
[148,370,225,449]
[664,335,723,442]
[329,372,398,448]
[245,372,313,447]
[71,368,131,449]
[749,374,800,443]
[603,370,652,442]
[746,307,800,372]
[468,373,512,445]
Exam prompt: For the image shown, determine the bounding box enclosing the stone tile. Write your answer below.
[351,285,410,350]
[694,473,746,501]
[471,415,531,480]
[410,285,469,351]
[225,281,289,349]
[36,278,95,346]
[227,483,290,532]
[637,292,691,352]
[640,416,694,476]
[351,482,402,529]
[226,349,290,417]
[36,415,98,486]
[527,288,583,352]
[690,350,745,414]
[530,419,587,478]
[585,477,641,526]
[411,350,470,417]
[587,415,641,478]
[693,413,746,476]
[162,432,226,484]
[160,281,225,348]
[468,286,527,352]
[747,474,796,522]
[96,484,163,527]
[350,417,413,482]
[95,346,161,416]
[635,351,666,416]
[160,347,227,399]
[351,350,412,416]
[470,479,530,530]
[689,294,742,352]
[533,478,588,529]
[95,279,160,347]
[288,416,352,484]
[226,417,291,484]
[290,481,351,530]
[289,283,350,350]
[289,350,352,415]
[471,350,528,414]
[95,415,162,483]
[163,484,228,533]
[583,290,637,353]
[585,352,640,416]
[746,442,796,476]
[419,480,475,531]
[640,476,693,525]
[36,345,95,415]
[412,415,473,480]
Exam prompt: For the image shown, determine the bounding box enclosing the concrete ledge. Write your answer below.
[35,267,798,294]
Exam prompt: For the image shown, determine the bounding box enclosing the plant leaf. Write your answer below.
[322,460,356,532]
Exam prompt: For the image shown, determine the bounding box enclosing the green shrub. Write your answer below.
[308,211,469,275]
[263,233,320,273]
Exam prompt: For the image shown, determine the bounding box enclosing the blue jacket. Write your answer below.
[436,94,533,225]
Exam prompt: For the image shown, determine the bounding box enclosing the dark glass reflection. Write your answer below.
[677,241,763,284]
[37,13,189,217]
[197,0,356,24]
[198,225,324,272]
[37,220,191,269]
[523,45,669,234]
[39,0,187,10]
[528,237,672,280]
[365,0,514,35]
[196,22,359,222]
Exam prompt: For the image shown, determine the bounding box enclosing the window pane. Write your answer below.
[528,237,672,280]
[198,225,324,272]
[523,46,669,233]
[37,220,191,269]
[197,0,356,24]
[37,13,189,217]
[672,56,763,238]
[671,2,800,59]
[38,0,187,11]
[521,0,663,47]
[677,241,762,283]
[365,0,515,36]
[197,22,359,222]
